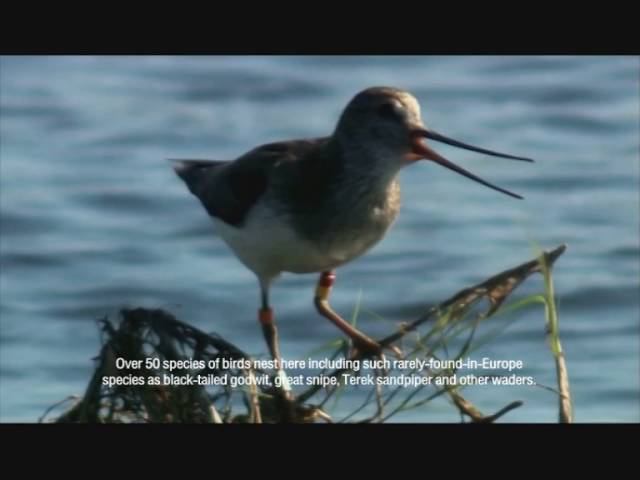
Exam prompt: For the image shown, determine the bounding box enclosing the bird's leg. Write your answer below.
[314,270,385,356]
[258,307,282,366]
[258,283,293,406]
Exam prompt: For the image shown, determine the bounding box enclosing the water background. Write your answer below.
[1,55,638,422]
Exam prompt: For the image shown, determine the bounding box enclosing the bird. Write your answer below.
[171,86,532,376]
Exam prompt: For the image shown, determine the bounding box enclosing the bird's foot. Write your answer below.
[349,338,403,360]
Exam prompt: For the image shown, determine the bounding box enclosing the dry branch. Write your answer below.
[43,245,568,423]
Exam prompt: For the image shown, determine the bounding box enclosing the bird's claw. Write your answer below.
[349,339,403,360]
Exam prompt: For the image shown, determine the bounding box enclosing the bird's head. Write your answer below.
[335,86,533,199]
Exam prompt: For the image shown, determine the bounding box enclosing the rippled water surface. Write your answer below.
[1,56,638,422]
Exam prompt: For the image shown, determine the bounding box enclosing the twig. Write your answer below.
[379,244,568,348]
[449,389,523,423]
[38,396,80,423]
[539,249,573,423]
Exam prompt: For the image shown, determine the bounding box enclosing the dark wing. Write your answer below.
[171,139,326,227]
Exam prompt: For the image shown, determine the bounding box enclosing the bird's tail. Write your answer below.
[170,159,226,195]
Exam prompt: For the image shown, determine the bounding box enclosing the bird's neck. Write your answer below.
[330,137,404,196]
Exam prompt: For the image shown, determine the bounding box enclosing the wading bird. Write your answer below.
[172,86,532,371]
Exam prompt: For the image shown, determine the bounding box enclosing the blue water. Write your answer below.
[1,56,638,422]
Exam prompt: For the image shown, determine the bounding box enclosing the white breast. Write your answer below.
[213,202,337,281]
[213,199,392,281]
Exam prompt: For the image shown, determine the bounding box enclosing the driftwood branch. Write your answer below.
[298,244,567,404]
[42,244,568,423]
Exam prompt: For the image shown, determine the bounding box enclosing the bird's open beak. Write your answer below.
[410,128,533,200]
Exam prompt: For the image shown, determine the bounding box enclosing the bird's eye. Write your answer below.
[377,102,400,119]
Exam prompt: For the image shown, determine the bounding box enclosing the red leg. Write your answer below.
[313,271,383,356]
[259,307,281,366]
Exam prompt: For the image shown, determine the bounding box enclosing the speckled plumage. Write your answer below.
[173,87,414,283]
[173,86,531,286]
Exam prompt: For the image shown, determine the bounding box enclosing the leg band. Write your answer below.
[259,307,273,326]
[315,272,336,299]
